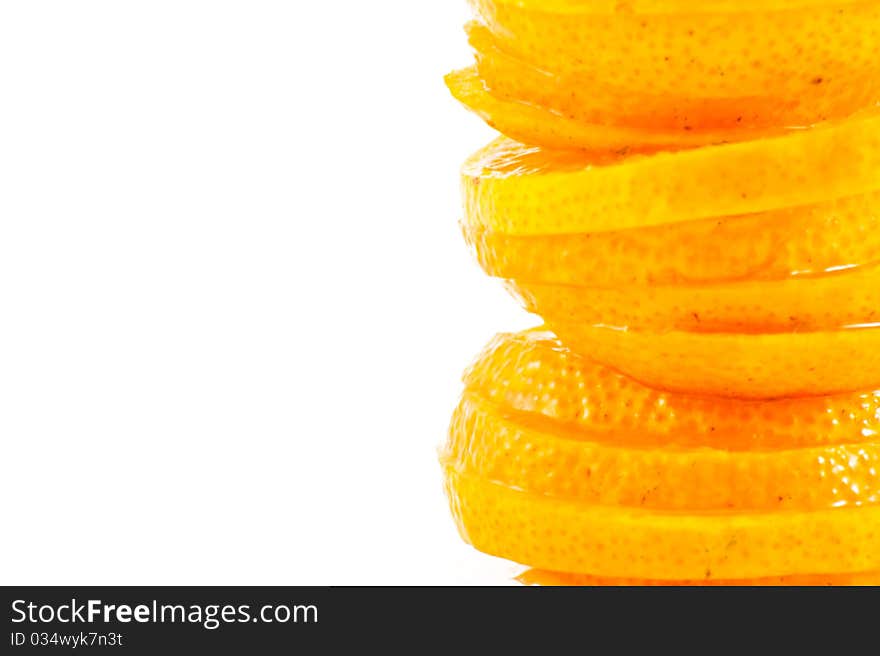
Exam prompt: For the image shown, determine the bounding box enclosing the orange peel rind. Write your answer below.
[445,466,880,581]
[446,67,762,152]
[463,191,880,286]
[463,120,880,235]
[517,568,880,587]
[464,330,880,451]
[443,394,880,511]
[444,0,880,585]
[549,323,880,398]
[507,266,880,333]
[466,0,880,136]
[478,0,870,15]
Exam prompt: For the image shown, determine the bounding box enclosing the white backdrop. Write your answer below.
[0,1,537,584]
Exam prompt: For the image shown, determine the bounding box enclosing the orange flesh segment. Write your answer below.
[463,124,880,235]
[443,394,880,511]
[445,0,880,586]
[462,191,880,286]
[467,0,880,133]
[464,330,880,451]
[517,568,880,587]
[549,323,880,399]
[480,0,869,17]
[507,265,880,333]
[446,67,770,152]
[444,467,880,580]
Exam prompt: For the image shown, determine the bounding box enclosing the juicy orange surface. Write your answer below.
[463,122,880,235]
[484,0,870,11]
[507,266,880,333]
[550,323,880,398]
[463,191,880,286]
[464,330,880,451]
[517,568,880,587]
[466,0,880,138]
[444,394,880,511]
[444,331,880,580]
[448,331,880,510]
[445,467,880,580]
[446,66,779,152]
[445,0,880,586]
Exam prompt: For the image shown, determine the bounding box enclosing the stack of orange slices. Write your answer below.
[442,0,880,585]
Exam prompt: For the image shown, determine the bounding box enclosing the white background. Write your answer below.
[0,1,536,584]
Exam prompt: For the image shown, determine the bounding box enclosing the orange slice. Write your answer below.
[446,66,716,152]
[467,0,880,132]
[465,330,880,450]
[549,323,880,398]
[478,0,868,14]
[463,192,880,286]
[446,67,763,152]
[508,265,880,333]
[517,568,880,587]
[444,467,880,580]
[463,123,880,235]
[443,394,880,511]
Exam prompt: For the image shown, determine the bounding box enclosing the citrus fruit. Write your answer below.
[549,323,880,398]
[445,467,880,580]
[463,191,880,286]
[464,330,880,451]
[507,265,880,333]
[446,66,772,152]
[466,0,880,137]
[463,120,880,235]
[443,394,880,511]
[517,568,880,587]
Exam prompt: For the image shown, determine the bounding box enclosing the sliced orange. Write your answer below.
[467,0,880,133]
[508,265,880,333]
[517,568,880,587]
[465,23,796,144]
[446,67,771,152]
[463,123,880,235]
[549,323,880,398]
[443,394,880,511]
[444,467,880,580]
[465,330,880,450]
[463,192,880,286]
[477,0,868,15]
